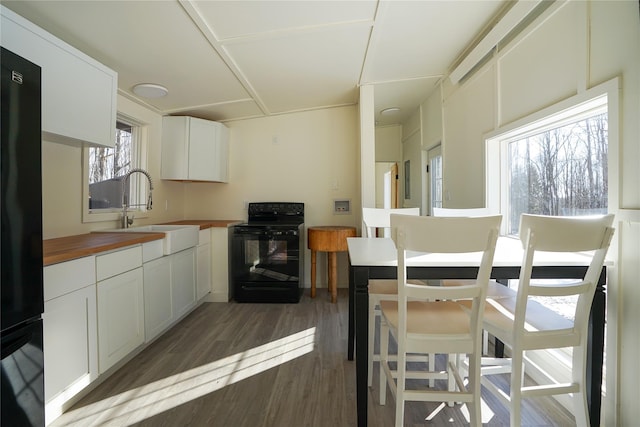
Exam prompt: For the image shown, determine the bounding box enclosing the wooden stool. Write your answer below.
[308,226,356,303]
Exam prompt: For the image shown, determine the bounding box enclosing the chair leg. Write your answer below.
[482,330,489,355]
[572,344,590,426]
[429,352,435,387]
[368,297,377,387]
[379,318,389,405]
[395,341,406,427]
[467,350,482,427]
[447,354,455,407]
[510,349,525,427]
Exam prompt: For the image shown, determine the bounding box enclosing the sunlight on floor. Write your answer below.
[53,327,317,426]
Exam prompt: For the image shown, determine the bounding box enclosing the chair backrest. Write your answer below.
[362,207,420,237]
[433,207,491,217]
[390,214,502,340]
[515,213,615,335]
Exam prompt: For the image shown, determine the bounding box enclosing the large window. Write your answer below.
[504,109,608,234]
[487,92,611,236]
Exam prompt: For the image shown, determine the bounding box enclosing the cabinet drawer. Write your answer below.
[198,229,211,245]
[44,256,95,301]
[96,246,142,281]
[142,239,163,263]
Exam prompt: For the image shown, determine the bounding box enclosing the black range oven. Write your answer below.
[230,202,304,303]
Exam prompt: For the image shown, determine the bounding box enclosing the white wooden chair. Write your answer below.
[477,213,615,427]
[362,207,420,387]
[379,214,502,427]
[432,206,496,355]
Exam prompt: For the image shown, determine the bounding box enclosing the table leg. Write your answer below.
[310,250,317,298]
[329,252,338,303]
[327,252,331,294]
[355,272,369,427]
[348,264,355,360]
[587,271,606,427]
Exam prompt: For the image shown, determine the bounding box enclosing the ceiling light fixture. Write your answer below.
[380,107,400,115]
[132,83,168,98]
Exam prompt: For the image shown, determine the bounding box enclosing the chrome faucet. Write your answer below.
[121,168,153,228]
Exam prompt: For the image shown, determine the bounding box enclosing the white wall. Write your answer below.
[375,124,402,208]
[419,1,640,424]
[401,110,423,210]
[183,105,360,289]
[375,125,402,162]
[42,94,185,239]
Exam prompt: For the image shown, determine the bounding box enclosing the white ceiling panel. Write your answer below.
[226,23,372,113]
[166,99,265,122]
[2,0,512,125]
[365,1,507,82]
[192,0,377,40]
[374,77,441,126]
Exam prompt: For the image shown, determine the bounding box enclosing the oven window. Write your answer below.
[231,232,301,284]
[245,239,287,265]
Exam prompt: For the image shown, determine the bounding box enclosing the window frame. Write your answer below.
[486,78,619,235]
[82,113,149,224]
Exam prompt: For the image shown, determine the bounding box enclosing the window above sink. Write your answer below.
[82,114,150,224]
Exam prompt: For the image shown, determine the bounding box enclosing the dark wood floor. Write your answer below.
[52,289,574,426]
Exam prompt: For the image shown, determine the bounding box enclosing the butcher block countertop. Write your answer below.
[43,219,242,266]
[161,219,241,229]
[43,232,164,266]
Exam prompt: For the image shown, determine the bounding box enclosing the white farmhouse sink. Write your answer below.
[108,224,199,255]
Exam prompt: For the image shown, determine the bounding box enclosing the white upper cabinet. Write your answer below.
[161,116,229,182]
[0,6,117,147]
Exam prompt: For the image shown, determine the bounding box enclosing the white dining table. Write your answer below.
[347,236,607,427]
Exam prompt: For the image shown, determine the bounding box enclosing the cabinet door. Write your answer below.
[97,267,144,373]
[212,122,229,183]
[196,243,212,300]
[171,248,196,320]
[210,227,230,302]
[1,7,117,147]
[161,116,189,180]
[43,285,97,403]
[143,256,172,342]
[187,117,216,181]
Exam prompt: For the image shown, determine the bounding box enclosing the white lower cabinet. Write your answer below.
[171,247,196,320]
[196,229,212,300]
[143,256,172,343]
[43,256,97,425]
[44,285,97,398]
[97,267,144,374]
[210,226,230,302]
[43,240,201,424]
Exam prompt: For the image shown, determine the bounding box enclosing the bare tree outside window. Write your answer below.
[507,112,608,234]
[88,121,133,209]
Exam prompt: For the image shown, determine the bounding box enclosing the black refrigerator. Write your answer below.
[1,47,45,426]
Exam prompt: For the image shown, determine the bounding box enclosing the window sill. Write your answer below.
[82,208,149,224]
